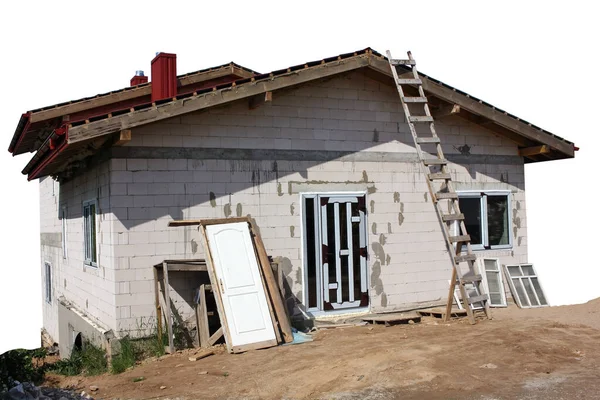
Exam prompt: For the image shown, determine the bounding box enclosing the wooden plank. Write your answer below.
[444,268,457,322]
[454,254,477,263]
[162,263,208,272]
[198,284,210,348]
[249,91,273,109]
[361,312,421,325]
[449,235,471,243]
[162,262,175,354]
[397,78,422,85]
[467,294,489,304]
[390,59,416,66]
[402,96,428,103]
[158,285,174,354]
[168,217,251,227]
[232,338,279,353]
[519,145,550,157]
[422,159,447,165]
[153,266,163,348]
[249,220,294,344]
[416,137,441,144]
[435,192,458,200]
[208,327,223,346]
[114,129,131,146]
[188,349,214,362]
[460,274,483,283]
[428,173,451,180]
[67,55,371,144]
[442,213,464,222]
[198,225,234,353]
[408,115,434,123]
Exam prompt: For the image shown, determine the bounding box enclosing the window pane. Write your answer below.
[522,278,539,306]
[487,196,509,246]
[531,278,548,305]
[459,197,482,245]
[507,265,522,276]
[484,259,499,271]
[521,265,535,276]
[512,278,529,307]
[90,204,97,263]
[84,206,90,261]
[304,198,317,309]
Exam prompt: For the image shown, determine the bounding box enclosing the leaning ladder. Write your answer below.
[386,50,491,324]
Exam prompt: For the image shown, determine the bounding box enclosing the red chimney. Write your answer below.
[130,70,148,86]
[151,52,177,102]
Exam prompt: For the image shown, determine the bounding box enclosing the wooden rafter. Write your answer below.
[249,91,272,109]
[67,55,371,144]
[29,64,254,124]
[432,104,460,119]
[519,145,550,157]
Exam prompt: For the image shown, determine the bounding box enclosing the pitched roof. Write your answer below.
[12,48,576,181]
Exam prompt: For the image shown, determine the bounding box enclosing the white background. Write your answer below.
[1,1,597,354]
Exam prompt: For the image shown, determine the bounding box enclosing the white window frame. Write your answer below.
[479,258,507,307]
[83,199,98,268]
[61,207,67,259]
[504,263,549,308]
[457,190,512,250]
[45,261,52,304]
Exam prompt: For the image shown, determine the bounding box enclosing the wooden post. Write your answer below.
[153,266,163,346]
[198,225,234,353]
[162,262,175,353]
[198,284,210,348]
[249,220,294,343]
[444,267,457,323]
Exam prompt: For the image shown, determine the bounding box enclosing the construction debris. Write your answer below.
[361,312,421,326]
[188,349,214,362]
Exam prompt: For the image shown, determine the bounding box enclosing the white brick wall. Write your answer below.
[39,69,528,338]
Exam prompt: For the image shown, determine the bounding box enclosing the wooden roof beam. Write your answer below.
[249,91,272,110]
[431,104,460,119]
[367,56,574,157]
[519,145,550,158]
[67,55,371,145]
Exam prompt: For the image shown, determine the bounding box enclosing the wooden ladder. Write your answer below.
[386,50,491,324]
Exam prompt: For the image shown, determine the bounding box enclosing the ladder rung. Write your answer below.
[423,159,447,166]
[390,59,416,66]
[455,254,477,263]
[428,173,451,180]
[449,235,471,243]
[409,116,434,123]
[416,137,440,144]
[435,192,458,200]
[403,96,428,103]
[397,78,422,85]
[442,213,464,222]
[467,294,489,305]
[460,274,482,284]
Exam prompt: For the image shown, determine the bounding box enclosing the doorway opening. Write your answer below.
[302,193,368,313]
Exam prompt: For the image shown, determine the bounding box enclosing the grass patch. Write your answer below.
[111,337,135,374]
[50,341,107,376]
[110,334,167,374]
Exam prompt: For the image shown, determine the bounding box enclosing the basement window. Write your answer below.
[45,262,52,304]
[83,199,98,267]
[458,191,511,250]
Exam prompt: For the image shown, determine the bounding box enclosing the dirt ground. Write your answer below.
[46,298,600,400]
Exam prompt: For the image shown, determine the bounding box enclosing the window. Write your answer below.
[480,258,507,307]
[83,200,98,267]
[45,262,52,304]
[504,264,548,308]
[61,207,67,259]
[458,191,511,250]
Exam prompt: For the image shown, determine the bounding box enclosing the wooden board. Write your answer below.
[361,312,421,326]
[418,307,468,318]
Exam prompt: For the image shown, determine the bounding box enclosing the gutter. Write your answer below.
[8,113,31,154]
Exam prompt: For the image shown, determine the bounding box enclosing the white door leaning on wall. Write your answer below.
[205,222,277,350]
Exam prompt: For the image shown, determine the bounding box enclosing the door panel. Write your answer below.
[206,222,276,347]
